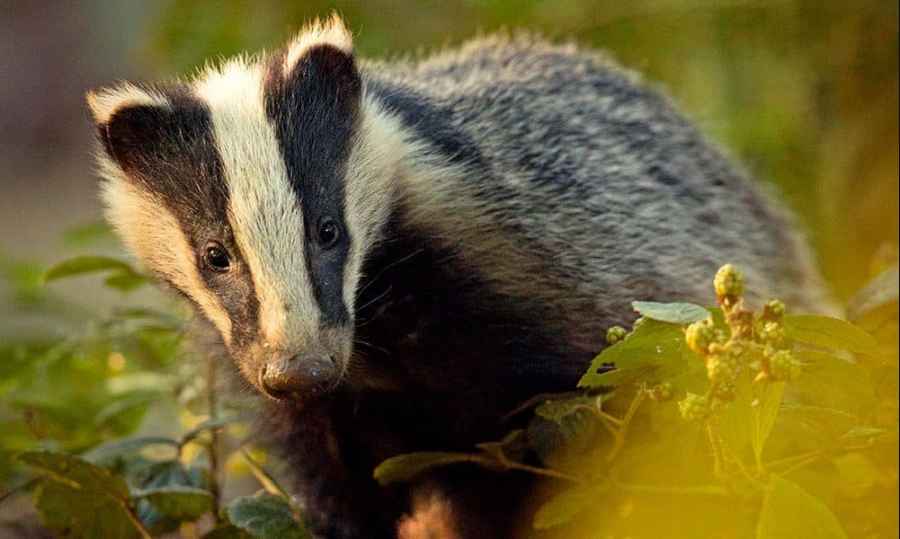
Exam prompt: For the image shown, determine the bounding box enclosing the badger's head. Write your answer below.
[87,17,403,402]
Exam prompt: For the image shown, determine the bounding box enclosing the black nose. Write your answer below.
[260,354,336,400]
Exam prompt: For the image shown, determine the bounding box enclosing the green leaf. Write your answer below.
[43,256,135,283]
[42,255,149,293]
[756,476,848,539]
[93,391,156,434]
[715,375,755,459]
[34,480,139,539]
[133,485,213,521]
[632,301,709,324]
[752,382,786,466]
[104,272,149,292]
[579,319,701,391]
[18,450,130,499]
[784,315,878,354]
[84,436,179,466]
[131,459,209,533]
[224,492,307,539]
[373,452,486,486]
[792,350,875,415]
[772,404,859,452]
[533,484,607,529]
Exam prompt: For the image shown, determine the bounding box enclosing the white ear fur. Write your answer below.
[86,83,170,124]
[283,13,353,74]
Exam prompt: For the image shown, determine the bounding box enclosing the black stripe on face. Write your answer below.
[96,84,259,347]
[264,45,361,327]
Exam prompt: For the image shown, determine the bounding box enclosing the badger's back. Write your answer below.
[361,36,833,345]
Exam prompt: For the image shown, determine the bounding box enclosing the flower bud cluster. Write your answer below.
[678,392,710,422]
[767,349,802,382]
[674,264,801,423]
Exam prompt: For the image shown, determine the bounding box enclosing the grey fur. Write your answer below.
[363,34,833,329]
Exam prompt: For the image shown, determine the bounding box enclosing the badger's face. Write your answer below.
[88,19,397,402]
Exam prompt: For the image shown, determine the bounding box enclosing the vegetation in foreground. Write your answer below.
[0,234,897,538]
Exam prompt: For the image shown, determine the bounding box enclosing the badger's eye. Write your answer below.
[203,242,231,273]
[317,218,341,249]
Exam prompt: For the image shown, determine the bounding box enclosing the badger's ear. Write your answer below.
[269,15,361,125]
[283,13,354,75]
[86,83,181,175]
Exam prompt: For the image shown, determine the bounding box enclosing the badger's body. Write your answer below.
[88,17,832,538]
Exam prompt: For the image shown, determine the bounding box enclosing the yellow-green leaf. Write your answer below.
[784,315,878,354]
[224,492,307,539]
[533,484,607,530]
[34,481,139,539]
[579,319,693,389]
[134,485,213,521]
[43,256,135,282]
[756,476,848,539]
[18,450,130,500]
[84,436,179,465]
[752,382,785,467]
[373,452,486,486]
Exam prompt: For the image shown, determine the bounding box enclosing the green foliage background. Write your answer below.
[0,1,897,538]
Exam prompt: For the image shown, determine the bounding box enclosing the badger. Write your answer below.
[86,15,832,539]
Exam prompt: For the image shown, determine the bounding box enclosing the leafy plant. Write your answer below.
[0,246,309,538]
[375,264,899,538]
[2,231,897,538]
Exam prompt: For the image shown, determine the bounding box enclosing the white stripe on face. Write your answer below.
[194,59,321,351]
[100,171,234,344]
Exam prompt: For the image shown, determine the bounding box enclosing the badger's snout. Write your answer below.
[259,354,337,401]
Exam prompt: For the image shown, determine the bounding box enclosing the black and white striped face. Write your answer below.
[87,18,396,401]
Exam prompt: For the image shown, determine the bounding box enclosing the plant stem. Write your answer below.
[241,448,296,503]
[500,460,584,483]
[707,423,726,479]
[205,351,222,522]
[119,499,153,539]
[605,389,646,462]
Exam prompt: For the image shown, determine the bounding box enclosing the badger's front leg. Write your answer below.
[267,394,537,539]
[266,398,404,539]
[398,469,536,539]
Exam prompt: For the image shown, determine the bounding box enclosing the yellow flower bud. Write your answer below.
[606,325,628,345]
[685,318,716,355]
[714,264,745,301]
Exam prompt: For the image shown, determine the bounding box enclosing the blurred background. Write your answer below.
[0,1,896,536]
[1,0,897,340]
